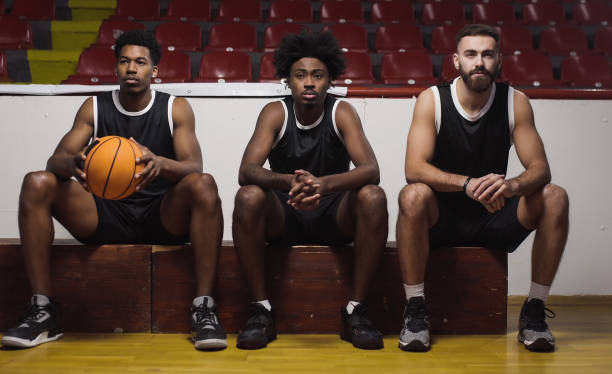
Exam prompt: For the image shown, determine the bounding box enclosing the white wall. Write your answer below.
[0,94,610,295]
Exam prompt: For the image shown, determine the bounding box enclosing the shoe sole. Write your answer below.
[1,331,63,348]
[518,334,555,352]
[194,338,228,350]
[236,332,277,350]
[398,339,430,352]
[340,331,384,350]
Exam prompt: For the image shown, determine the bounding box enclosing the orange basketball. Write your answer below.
[84,136,144,200]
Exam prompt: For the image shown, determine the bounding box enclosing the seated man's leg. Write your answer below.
[336,184,388,350]
[516,183,569,352]
[396,182,439,352]
[232,185,285,349]
[158,172,226,350]
[2,171,98,348]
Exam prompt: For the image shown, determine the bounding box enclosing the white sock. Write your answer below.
[404,283,425,301]
[527,281,551,303]
[346,300,361,314]
[193,296,214,308]
[255,299,272,311]
[32,294,50,306]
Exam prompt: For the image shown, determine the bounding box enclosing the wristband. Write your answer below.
[463,176,472,194]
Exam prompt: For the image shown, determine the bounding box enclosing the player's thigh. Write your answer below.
[51,179,98,238]
[264,189,288,240]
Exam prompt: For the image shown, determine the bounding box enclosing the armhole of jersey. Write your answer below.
[168,95,176,137]
[272,100,288,149]
[92,96,98,143]
[332,99,345,145]
[431,86,441,134]
[508,86,515,146]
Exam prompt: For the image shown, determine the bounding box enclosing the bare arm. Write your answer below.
[134,97,203,189]
[46,97,95,183]
[238,101,294,190]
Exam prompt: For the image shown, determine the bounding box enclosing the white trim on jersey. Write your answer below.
[111,89,157,116]
[331,99,345,145]
[508,86,515,146]
[431,86,441,134]
[272,100,288,149]
[167,95,176,137]
[92,95,98,143]
[294,104,324,130]
[450,77,496,122]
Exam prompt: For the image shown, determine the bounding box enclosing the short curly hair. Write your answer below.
[114,30,162,65]
[273,31,346,81]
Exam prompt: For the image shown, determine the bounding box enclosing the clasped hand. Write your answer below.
[287,169,324,211]
[465,173,518,213]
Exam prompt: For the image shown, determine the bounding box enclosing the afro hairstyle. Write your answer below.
[273,31,346,81]
[114,29,162,66]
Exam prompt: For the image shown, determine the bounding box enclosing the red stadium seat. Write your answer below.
[323,24,368,52]
[206,23,258,52]
[194,51,252,82]
[430,24,466,54]
[263,23,310,52]
[215,0,261,22]
[561,52,612,88]
[63,48,117,84]
[572,3,612,25]
[334,52,374,85]
[320,0,364,23]
[497,25,534,55]
[155,22,202,52]
[108,0,160,21]
[162,0,210,22]
[9,0,55,20]
[258,53,280,83]
[502,51,567,87]
[370,1,416,24]
[539,26,588,56]
[0,50,11,82]
[420,2,465,25]
[594,26,612,55]
[380,51,438,86]
[440,54,459,82]
[93,21,145,49]
[153,51,192,83]
[268,0,312,23]
[521,3,566,26]
[471,3,516,25]
[0,18,32,49]
[374,24,424,53]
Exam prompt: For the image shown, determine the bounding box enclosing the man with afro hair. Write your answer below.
[232,32,388,350]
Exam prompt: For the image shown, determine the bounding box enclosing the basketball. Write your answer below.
[84,136,144,200]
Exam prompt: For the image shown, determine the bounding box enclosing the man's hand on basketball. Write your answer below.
[72,143,89,190]
[466,173,507,213]
[131,137,164,191]
[288,169,324,211]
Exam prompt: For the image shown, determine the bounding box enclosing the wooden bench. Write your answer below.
[0,240,507,334]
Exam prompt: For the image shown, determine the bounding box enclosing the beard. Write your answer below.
[458,63,499,93]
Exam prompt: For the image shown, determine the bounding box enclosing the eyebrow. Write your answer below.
[463,48,496,54]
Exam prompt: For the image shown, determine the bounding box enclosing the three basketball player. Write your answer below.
[2,25,568,353]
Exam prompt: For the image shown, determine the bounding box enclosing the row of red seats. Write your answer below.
[61,48,612,89]
[2,0,610,26]
[3,18,611,57]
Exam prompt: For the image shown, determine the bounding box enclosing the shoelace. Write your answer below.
[404,301,429,330]
[351,305,374,327]
[192,305,217,327]
[19,304,48,326]
[525,306,556,331]
[246,304,272,326]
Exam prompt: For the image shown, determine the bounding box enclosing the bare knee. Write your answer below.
[20,171,59,206]
[356,184,387,210]
[179,172,220,211]
[398,183,434,219]
[541,183,569,220]
[233,185,267,217]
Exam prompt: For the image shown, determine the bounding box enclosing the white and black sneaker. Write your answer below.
[191,298,227,350]
[1,295,63,348]
[398,296,431,352]
[518,298,556,352]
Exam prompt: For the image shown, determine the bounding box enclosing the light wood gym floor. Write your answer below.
[1,297,611,374]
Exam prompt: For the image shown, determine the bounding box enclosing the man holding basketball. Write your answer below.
[396,24,569,352]
[232,32,388,350]
[1,31,226,350]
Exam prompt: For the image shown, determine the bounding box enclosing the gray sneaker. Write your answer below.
[518,298,556,352]
[398,296,430,352]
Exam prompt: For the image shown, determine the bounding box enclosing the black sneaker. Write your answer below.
[340,304,383,350]
[236,303,276,349]
[190,300,227,350]
[1,295,63,348]
[398,296,430,352]
[518,298,556,352]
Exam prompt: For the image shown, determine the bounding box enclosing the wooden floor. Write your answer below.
[1,299,611,374]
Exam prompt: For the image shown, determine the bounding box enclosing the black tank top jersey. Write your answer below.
[269,95,350,177]
[94,90,176,204]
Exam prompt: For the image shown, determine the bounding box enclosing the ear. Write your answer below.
[453,53,460,70]
[152,65,158,78]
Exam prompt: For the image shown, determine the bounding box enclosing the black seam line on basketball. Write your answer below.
[103,138,122,199]
[86,137,116,192]
[115,140,138,200]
